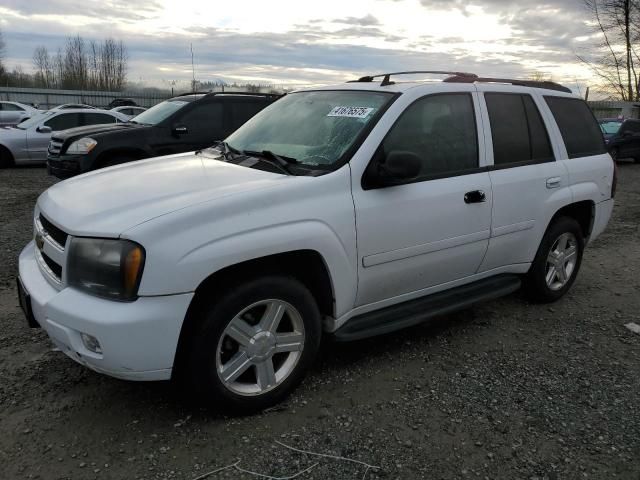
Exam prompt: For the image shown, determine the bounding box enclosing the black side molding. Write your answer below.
[333,274,522,342]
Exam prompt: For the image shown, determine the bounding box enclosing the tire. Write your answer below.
[0,146,15,168]
[524,217,584,303]
[185,276,322,413]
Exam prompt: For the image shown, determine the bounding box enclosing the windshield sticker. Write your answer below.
[327,106,374,119]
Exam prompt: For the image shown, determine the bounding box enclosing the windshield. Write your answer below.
[226,90,394,168]
[600,120,622,135]
[131,99,189,125]
[16,111,55,129]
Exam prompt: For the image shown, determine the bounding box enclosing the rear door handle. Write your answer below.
[546,177,561,189]
[464,190,486,204]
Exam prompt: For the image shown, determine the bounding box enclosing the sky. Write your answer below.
[0,0,600,93]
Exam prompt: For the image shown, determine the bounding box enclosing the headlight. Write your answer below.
[66,137,97,155]
[67,238,145,301]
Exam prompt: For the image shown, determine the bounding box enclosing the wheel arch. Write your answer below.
[548,200,595,240]
[172,249,335,377]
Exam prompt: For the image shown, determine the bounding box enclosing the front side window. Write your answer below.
[83,113,118,125]
[544,96,606,158]
[178,102,223,132]
[44,113,83,131]
[16,111,54,129]
[380,93,479,177]
[226,90,394,168]
[3,103,24,112]
[485,93,554,166]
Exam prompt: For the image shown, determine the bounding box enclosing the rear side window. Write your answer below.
[485,93,554,166]
[179,102,223,133]
[544,96,606,158]
[3,103,24,111]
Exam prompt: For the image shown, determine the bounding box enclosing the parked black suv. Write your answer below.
[600,117,640,162]
[47,92,281,178]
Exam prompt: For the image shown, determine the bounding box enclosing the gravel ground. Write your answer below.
[0,164,639,480]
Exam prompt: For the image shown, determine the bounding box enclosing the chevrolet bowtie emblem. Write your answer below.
[35,231,45,250]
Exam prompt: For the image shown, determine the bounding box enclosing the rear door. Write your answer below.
[352,89,493,306]
[476,88,571,272]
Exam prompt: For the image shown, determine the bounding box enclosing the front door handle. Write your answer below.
[546,177,562,189]
[464,190,486,204]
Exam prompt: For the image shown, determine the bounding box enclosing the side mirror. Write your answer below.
[36,125,52,134]
[172,124,188,136]
[364,150,422,188]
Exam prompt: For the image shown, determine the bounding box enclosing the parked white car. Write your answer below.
[0,109,127,167]
[0,101,40,126]
[110,105,147,120]
[18,72,615,412]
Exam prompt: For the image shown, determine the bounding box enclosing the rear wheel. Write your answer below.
[185,276,321,413]
[0,146,15,168]
[525,217,584,303]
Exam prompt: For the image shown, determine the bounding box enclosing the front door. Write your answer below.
[352,91,492,306]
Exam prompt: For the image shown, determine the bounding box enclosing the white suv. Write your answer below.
[17,72,615,412]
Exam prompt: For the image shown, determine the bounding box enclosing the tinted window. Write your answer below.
[544,96,606,158]
[229,101,267,130]
[44,113,83,131]
[485,93,554,165]
[622,121,640,133]
[83,113,117,125]
[179,102,223,133]
[3,103,24,111]
[382,93,478,177]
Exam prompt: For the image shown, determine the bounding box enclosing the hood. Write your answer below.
[38,153,288,237]
[51,122,145,140]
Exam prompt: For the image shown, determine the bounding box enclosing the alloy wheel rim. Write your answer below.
[545,232,578,291]
[216,299,305,396]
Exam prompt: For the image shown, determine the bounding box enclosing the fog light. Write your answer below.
[81,333,102,354]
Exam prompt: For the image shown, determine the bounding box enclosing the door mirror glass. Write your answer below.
[172,124,188,136]
[367,150,422,187]
[36,125,52,134]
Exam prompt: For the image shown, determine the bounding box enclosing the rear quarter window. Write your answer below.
[544,97,606,159]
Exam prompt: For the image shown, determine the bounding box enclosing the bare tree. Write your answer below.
[0,29,6,79]
[579,0,640,100]
[33,46,55,88]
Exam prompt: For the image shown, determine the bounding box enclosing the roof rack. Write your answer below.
[350,71,572,93]
[353,71,478,87]
[174,91,283,99]
[443,75,572,93]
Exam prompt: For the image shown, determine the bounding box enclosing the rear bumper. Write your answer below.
[589,198,614,244]
[19,241,194,381]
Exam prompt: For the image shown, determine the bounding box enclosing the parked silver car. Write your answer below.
[0,101,41,126]
[110,105,147,119]
[0,109,127,167]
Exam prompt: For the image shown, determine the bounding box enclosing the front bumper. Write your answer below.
[19,241,194,381]
[46,154,84,179]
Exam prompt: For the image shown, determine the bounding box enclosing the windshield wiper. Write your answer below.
[242,150,298,175]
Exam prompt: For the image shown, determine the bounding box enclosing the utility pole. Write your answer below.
[190,43,196,93]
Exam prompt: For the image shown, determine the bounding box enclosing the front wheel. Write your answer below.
[186,276,322,413]
[525,217,584,303]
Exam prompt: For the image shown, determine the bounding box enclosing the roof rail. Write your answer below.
[443,75,572,93]
[353,71,478,86]
[350,71,572,93]
[174,91,283,99]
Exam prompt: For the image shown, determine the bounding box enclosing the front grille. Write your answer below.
[39,214,68,248]
[41,252,62,279]
[48,138,64,157]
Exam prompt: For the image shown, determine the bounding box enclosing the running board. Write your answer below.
[334,274,522,342]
